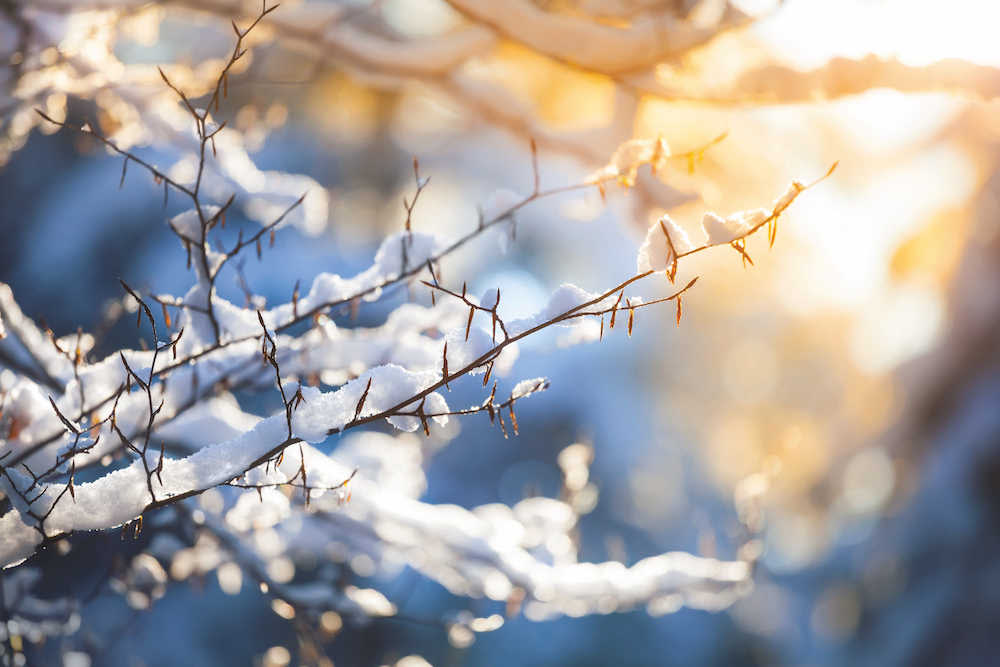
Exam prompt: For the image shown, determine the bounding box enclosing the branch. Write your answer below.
[640,55,1000,104]
[443,0,744,74]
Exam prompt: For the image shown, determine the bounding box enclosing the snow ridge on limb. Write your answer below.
[0,161,831,568]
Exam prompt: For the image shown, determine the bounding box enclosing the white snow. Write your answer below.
[261,231,443,329]
[773,180,805,211]
[168,206,219,239]
[291,364,449,441]
[0,361,451,567]
[701,208,769,246]
[508,284,602,336]
[636,214,694,273]
[589,137,671,183]
[511,377,549,400]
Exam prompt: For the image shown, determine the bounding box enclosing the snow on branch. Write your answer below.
[640,55,1000,105]
[0,142,829,565]
[442,0,746,74]
[220,440,753,622]
[0,3,839,661]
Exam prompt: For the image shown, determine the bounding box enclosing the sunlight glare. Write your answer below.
[756,0,1000,69]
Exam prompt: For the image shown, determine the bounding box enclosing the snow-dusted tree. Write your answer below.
[0,2,846,665]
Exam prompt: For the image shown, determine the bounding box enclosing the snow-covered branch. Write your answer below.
[0,3,841,663]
